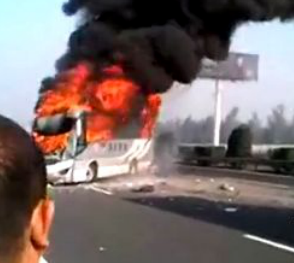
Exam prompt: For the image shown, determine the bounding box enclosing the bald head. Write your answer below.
[0,115,47,261]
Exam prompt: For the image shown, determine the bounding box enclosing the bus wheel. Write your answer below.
[86,162,98,182]
[129,159,138,175]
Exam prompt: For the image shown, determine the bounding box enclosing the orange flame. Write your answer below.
[34,63,161,154]
[141,95,162,138]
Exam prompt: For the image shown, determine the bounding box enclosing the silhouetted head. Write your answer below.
[0,115,54,263]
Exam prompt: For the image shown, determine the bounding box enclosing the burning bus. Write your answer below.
[33,64,161,184]
[31,0,294,182]
[34,111,154,184]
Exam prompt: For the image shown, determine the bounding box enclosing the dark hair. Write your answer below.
[0,115,47,257]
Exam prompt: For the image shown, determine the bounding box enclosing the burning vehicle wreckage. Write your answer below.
[33,96,161,184]
[33,107,174,185]
[32,0,294,183]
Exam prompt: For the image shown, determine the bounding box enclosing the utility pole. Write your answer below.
[213,79,222,146]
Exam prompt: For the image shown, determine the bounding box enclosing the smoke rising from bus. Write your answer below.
[59,0,294,93]
[34,0,294,153]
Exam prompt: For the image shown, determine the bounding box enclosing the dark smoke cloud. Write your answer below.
[46,0,294,96]
[39,77,56,95]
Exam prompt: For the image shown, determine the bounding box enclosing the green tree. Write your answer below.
[265,105,289,144]
[226,124,253,158]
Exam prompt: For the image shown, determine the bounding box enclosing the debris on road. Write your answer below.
[99,247,107,252]
[125,182,134,188]
[159,180,168,186]
[132,184,155,193]
[195,179,202,184]
[219,183,236,193]
[89,170,294,210]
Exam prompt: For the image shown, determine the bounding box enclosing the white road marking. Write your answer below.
[88,185,114,196]
[244,234,294,254]
[82,185,93,190]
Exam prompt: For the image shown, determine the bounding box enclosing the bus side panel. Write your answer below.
[98,164,129,178]
[134,140,154,172]
[71,139,154,181]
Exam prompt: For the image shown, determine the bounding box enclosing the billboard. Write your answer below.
[198,52,259,81]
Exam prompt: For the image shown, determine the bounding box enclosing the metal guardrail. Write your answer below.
[177,156,294,174]
[179,156,294,165]
[178,144,294,155]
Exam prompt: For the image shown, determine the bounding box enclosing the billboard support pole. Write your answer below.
[213,79,222,147]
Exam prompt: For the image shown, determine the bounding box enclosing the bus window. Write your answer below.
[100,142,106,148]
[123,144,127,152]
[108,143,113,152]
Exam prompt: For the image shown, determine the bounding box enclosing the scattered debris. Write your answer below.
[195,179,202,184]
[159,180,168,186]
[125,182,134,188]
[224,207,238,213]
[210,178,215,183]
[99,247,107,252]
[132,184,155,193]
[219,183,236,193]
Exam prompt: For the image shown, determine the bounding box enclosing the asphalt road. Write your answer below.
[178,164,294,186]
[47,186,294,263]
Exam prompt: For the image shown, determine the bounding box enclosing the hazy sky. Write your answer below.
[1,1,294,128]
[162,22,294,123]
[0,0,75,128]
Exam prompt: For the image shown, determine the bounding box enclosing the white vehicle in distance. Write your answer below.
[35,111,154,184]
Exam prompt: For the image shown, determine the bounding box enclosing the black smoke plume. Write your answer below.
[40,0,294,97]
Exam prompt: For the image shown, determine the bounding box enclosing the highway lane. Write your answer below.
[129,195,294,247]
[47,186,294,263]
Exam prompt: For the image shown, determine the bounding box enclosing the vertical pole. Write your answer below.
[213,79,222,146]
[70,112,82,183]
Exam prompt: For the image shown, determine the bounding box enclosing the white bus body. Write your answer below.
[46,138,154,184]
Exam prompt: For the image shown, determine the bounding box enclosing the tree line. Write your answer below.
[157,105,294,144]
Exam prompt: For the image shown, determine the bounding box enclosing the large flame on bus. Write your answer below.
[34,63,161,154]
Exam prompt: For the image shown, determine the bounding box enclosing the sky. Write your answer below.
[162,22,294,123]
[0,1,75,128]
[1,1,294,128]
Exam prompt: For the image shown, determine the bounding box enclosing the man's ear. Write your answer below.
[30,198,55,251]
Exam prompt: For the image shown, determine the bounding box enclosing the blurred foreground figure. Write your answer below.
[0,115,54,263]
